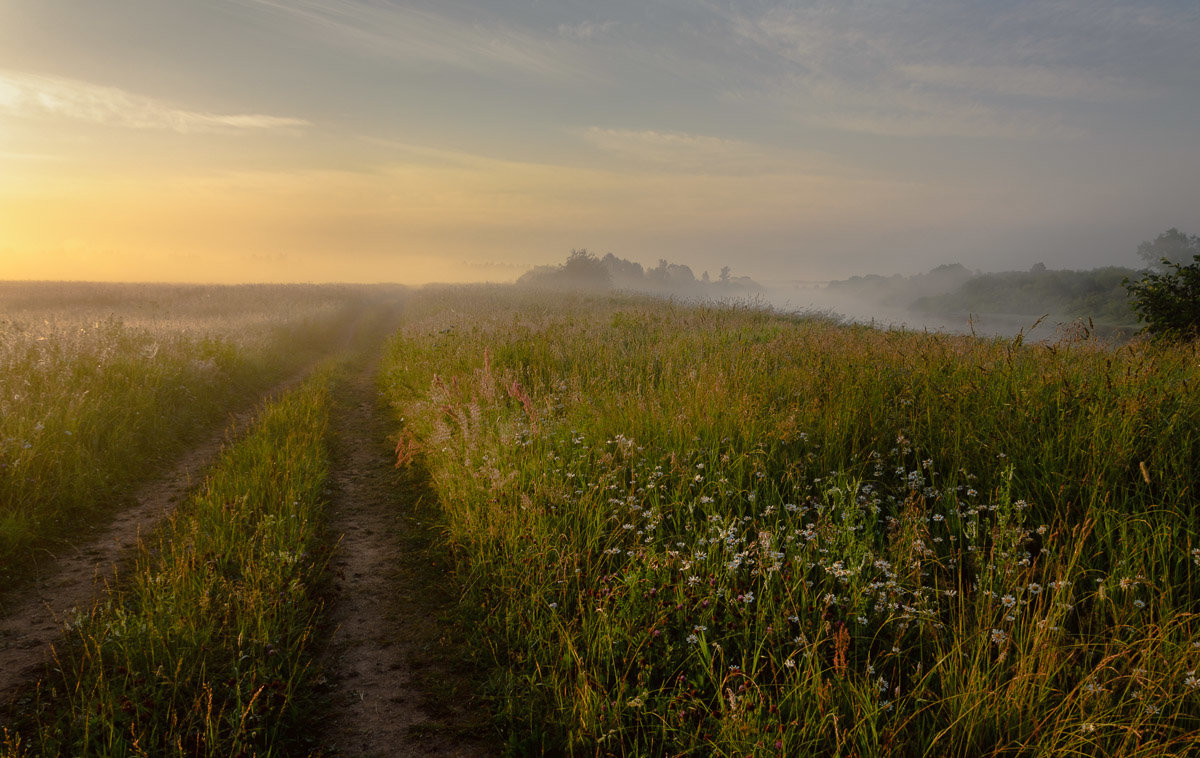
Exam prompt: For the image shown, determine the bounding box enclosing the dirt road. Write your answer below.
[318,348,496,757]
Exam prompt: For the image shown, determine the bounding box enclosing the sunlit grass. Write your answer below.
[0,283,380,585]
[3,368,335,757]
[381,286,1200,756]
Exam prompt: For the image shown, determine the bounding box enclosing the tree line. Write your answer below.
[517,249,762,296]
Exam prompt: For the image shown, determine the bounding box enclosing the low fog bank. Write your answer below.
[760,284,1062,341]
[763,262,1142,342]
[515,248,1157,342]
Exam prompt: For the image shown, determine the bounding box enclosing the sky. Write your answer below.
[1,0,1198,285]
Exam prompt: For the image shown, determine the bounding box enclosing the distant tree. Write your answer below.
[719,266,731,284]
[518,249,612,290]
[666,263,696,285]
[600,252,644,283]
[1030,262,1047,273]
[561,248,612,288]
[1137,228,1200,271]
[647,259,671,285]
[1124,252,1200,338]
[931,263,970,274]
[701,270,710,284]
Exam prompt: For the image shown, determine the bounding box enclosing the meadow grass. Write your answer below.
[0,283,386,586]
[381,286,1200,756]
[1,367,335,757]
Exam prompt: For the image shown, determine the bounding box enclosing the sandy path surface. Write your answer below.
[318,352,497,757]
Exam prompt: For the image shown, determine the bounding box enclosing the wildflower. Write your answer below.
[990,629,1007,645]
[1027,583,1042,595]
[1134,599,1146,609]
[1001,594,1017,608]
[784,658,796,669]
[1184,671,1200,689]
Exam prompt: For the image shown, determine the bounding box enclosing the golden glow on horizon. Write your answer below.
[2,137,960,284]
[1,2,1197,282]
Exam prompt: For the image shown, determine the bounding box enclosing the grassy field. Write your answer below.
[0,283,386,587]
[2,281,1198,755]
[381,286,1200,756]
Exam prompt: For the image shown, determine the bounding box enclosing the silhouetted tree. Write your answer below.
[1137,228,1200,271]
[601,252,644,282]
[561,248,612,288]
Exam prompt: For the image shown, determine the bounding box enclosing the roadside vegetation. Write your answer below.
[0,283,381,588]
[382,286,1200,755]
[2,368,335,757]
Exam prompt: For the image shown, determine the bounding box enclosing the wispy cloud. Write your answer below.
[897,63,1141,102]
[580,127,842,175]
[235,0,589,82]
[557,20,619,41]
[723,0,1194,139]
[0,71,309,134]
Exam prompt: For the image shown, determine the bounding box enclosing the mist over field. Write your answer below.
[5,1,1200,753]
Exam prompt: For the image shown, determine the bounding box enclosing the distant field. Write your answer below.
[383,286,1200,756]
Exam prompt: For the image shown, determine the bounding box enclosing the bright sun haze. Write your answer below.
[1,1,1198,284]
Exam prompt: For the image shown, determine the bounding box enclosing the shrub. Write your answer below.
[1125,254,1200,338]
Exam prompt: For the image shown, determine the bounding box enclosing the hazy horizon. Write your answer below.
[3,1,1198,285]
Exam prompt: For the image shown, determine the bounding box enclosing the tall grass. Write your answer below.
[0,283,386,585]
[2,368,335,757]
[381,286,1200,755]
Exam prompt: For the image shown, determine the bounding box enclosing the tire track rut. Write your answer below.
[319,351,496,757]
[0,369,313,705]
